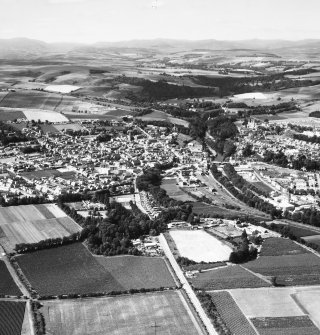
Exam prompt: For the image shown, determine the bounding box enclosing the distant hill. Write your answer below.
[1,37,320,59]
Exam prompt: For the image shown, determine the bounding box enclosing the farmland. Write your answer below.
[244,253,320,286]
[259,238,308,256]
[42,291,203,335]
[161,178,194,202]
[209,291,257,335]
[0,260,21,296]
[0,204,82,252]
[251,316,320,335]
[230,287,305,318]
[190,264,270,290]
[0,301,26,335]
[96,255,176,290]
[16,243,123,296]
[169,230,232,262]
[16,243,175,296]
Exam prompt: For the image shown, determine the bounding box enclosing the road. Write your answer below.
[159,234,218,335]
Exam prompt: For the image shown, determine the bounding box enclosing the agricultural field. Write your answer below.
[16,243,175,296]
[0,204,82,252]
[244,253,320,286]
[259,238,308,256]
[169,230,232,262]
[161,178,194,202]
[44,84,81,93]
[251,181,274,194]
[230,287,305,318]
[0,301,26,335]
[53,123,85,132]
[0,260,21,296]
[251,316,320,335]
[136,110,190,127]
[96,255,176,290]
[22,109,69,122]
[209,291,257,335]
[42,291,203,335]
[0,109,25,121]
[302,235,320,247]
[190,265,270,290]
[16,243,123,296]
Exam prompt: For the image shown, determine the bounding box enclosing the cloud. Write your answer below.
[48,0,86,4]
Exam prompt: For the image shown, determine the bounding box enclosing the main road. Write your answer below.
[159,234,218,335]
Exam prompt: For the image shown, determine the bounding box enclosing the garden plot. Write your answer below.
[169,230,232,262]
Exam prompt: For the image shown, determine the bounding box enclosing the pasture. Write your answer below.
[0,204,82,252]
[0,301,26,335]
[169,230,232,262]
[0,260,21,296]
[161,178,194,202]
[190,265,270,290]
[44,85,80,93]
[42,291,203,335]
[136,110,190,127]
[22,109,68,122]
[302,235,320,247]
[209,291,257,335]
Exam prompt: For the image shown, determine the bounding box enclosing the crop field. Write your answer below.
[96,255,176,290]
[278,225,320,238]
[190,265,270,290]
[0,204,82,252]
[42,291,203,335]
[244,253,320,286]
[45,84,80,93]
[251,316,320,335]
[230,287,304,318]
[161,179,194,201]
[209,291,257,335]
[0,109,25,121]
[39,124,60,134]
[137,110,190,127]
[0,260,21,296]
[170,230,232,262]
[0,301,26,335]
[294,289,320,329]
[260,238,308,256]
[16,244,175,296]
[16,243,123,296]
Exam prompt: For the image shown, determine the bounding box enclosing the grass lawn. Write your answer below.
[42,291,203,335]
[260,238,308,256]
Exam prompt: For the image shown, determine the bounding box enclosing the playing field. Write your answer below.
[42,291,203,335]
[169,230,232,262]
[0,204,82,252]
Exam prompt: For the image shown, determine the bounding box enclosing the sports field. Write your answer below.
[42,291,203,335]
[0,204,82,252]
[170,230,232,262]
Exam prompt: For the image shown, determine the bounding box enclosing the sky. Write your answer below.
[0,0,319,43]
